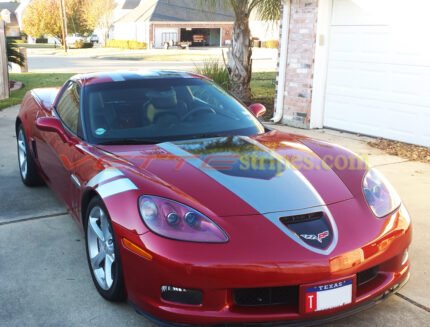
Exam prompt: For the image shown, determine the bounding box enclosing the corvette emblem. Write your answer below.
[300,230,330,243]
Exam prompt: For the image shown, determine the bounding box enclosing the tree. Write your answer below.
[203,0,281,101]
[6,38,25,67]
[22,0,90,44]
[22,0,62,42]
[83,0,116,45]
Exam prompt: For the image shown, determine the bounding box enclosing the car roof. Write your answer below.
[71,70,208,87]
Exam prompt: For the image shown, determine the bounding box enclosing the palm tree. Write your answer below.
[203,0,281,101]
[6,38,26,67]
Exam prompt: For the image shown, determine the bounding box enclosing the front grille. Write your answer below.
[357,266,380,286]
[233,286,298,307]
[280,212,323,225]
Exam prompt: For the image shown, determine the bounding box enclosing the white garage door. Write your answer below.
[324,0,430,146]
[154,27,178,48]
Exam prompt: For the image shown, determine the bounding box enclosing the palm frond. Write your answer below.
[6,38,26,67]
[252,0,282,21]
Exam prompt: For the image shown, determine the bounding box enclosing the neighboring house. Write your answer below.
[0,1,20,37]
[275,0,430,147]
[110,0,234,48]
[15,0,31,30]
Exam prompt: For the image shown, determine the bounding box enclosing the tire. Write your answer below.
[17,125,44,186]
[85,197,125,302]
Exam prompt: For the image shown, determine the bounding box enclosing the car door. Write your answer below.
[36,81,85,215]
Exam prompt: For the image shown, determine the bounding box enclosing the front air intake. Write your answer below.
[233,286,299,307]
[161,286,203,305]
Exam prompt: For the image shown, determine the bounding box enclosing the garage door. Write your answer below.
[323,0,430,146]
[154,27,178,48]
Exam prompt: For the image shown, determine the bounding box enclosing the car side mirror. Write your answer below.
[36,117,70,143]
[249,103,267,118]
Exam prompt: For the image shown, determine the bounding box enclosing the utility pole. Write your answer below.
[0,19,9,100]
[59,0,68,53]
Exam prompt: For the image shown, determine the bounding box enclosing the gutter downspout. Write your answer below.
[271,0,291,123]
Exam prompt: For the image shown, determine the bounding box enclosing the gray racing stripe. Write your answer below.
[159,137,338,255]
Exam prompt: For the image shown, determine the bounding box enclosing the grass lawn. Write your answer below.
[251,72,276,120]
[0,73,74,110]
[1,72,276,115]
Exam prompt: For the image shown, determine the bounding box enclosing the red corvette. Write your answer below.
[16,71,411,326]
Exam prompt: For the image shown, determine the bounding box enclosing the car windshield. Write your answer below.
[84,78,265,145]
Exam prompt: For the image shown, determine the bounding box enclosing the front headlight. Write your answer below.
[138,195,229,243]
[363,169,401,218]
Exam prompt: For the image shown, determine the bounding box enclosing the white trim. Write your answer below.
[97,178,138,199]
[272,1,291,123]
[87,168,124,188]
[310,0,333,128]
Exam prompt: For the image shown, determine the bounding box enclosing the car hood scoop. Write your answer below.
[100,132,353,217]
[280,212,334,251]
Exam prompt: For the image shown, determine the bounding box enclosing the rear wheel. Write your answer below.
[85,197,125,301]
[17,125,43,186]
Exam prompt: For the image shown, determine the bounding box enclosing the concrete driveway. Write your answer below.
[0,106,429,326]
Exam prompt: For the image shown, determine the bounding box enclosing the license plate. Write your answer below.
[304,279,353,313]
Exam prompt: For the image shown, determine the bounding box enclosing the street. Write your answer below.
[25,48,278,73]
[0,105,429,326]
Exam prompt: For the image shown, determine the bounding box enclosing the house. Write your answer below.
[110,0,234,48]
[15,0,30,30]
[0,1,20,37]
[274,0,430,147]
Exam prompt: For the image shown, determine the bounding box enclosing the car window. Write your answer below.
[56,82,80,134]
[84,78,265,145]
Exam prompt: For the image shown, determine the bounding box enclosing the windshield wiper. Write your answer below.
[186,133,229,140]
[97,138,159,145]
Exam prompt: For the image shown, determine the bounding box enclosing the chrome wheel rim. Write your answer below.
[17,128,27,179]
[87,206,115,291]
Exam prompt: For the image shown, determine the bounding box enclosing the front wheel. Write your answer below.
[85,197,125,301]
[17,125,43,186]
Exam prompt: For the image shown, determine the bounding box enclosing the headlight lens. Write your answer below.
[363,169,401,217]
[138,195,228,243]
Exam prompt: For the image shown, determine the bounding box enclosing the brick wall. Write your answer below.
[280,0,319,128]
[150,23,233,46]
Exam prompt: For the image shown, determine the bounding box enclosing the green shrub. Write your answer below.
[73,40,94,49]
[106,39,147,50]
[262,40,279,49]
[195,59,231,91]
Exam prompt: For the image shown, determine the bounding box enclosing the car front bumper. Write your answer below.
[115,203,411,326]
[133,272,409,327]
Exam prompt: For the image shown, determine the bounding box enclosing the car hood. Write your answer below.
[97,131,354,217]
